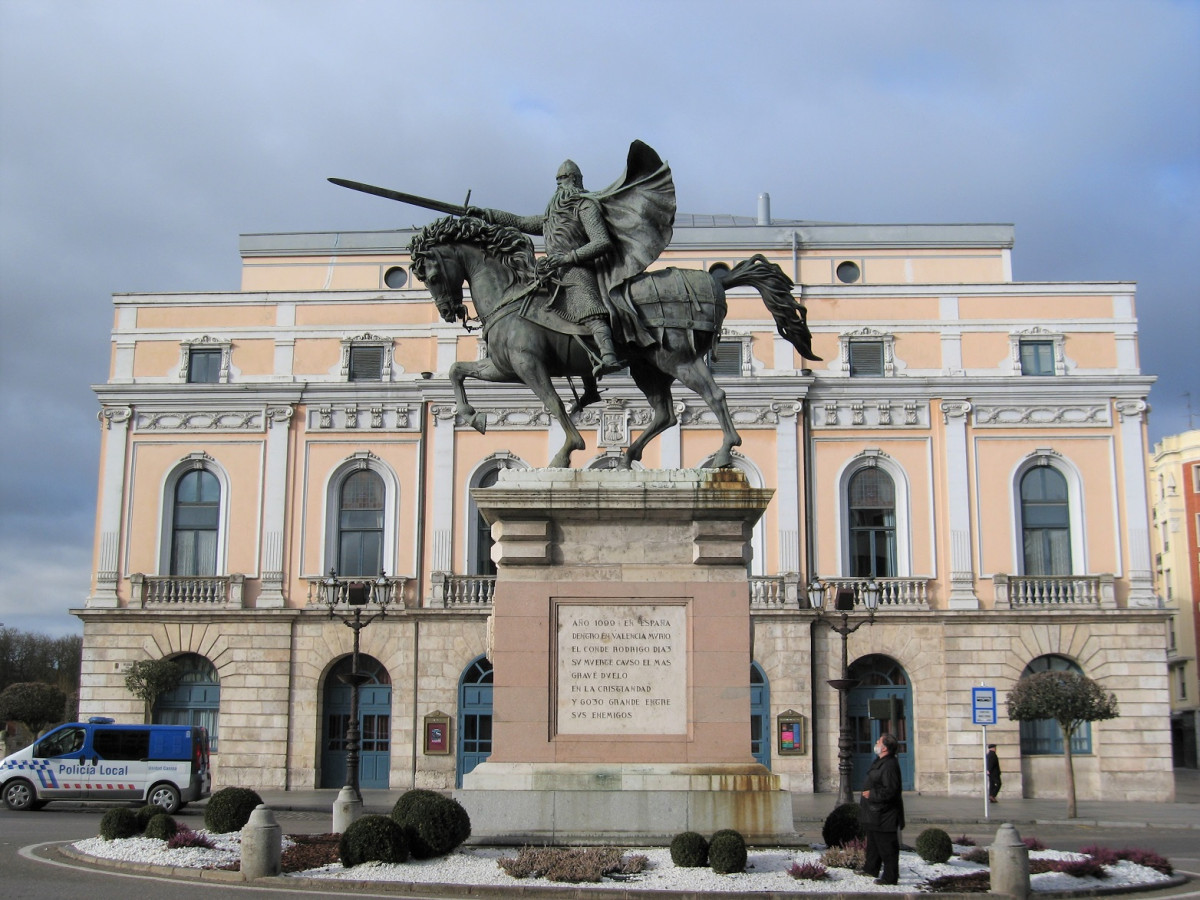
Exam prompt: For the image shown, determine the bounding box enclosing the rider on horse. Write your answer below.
[468,141,676,377]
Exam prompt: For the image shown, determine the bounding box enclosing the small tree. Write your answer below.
[0,682,68,735]
[124,658,182,722]
[1006,670,1118,818]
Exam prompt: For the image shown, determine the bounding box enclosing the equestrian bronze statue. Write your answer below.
[331,141,821,469]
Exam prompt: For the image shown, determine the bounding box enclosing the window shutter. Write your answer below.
[349,346,384,382]
[849,341,884,376]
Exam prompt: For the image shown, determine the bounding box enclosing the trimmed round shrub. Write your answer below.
[339,814,410,868]
[709,829,747,875]
[144,813,179,841]
[134,804,161,832]
[99,806,140,841]
[203,786,263,834]
[821,802,864,848]
[390,790,471,859]
[669,831,709,867]
[916,827,954,864]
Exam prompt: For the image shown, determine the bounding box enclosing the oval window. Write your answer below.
[384,266,408,289]
[836,261,861,284]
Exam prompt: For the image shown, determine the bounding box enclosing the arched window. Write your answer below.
[1020,467,1072,576]
[1018,655,1092,755]
[457,656,493,787]
[171,470,220,576]
[470,467,502,577]
[338,470,384,576]
[153,654,220,751]
[848,467,896,577]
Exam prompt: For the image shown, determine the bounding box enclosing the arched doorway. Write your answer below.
[457,656,493,787]
[153,654,220,751]
[751,663,770,769]
[848,654,913,790]
[320,654,391,789]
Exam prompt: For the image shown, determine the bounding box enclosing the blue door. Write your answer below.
[457,656,493,787]
[848,654,914,790]
[751,663,771,769]
[321,655,391,789]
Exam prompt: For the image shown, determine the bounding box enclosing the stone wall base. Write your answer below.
[457,762,795,844]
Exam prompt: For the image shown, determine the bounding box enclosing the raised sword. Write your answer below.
[327,178,471,216]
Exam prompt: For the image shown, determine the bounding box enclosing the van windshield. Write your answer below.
[34,727,86,758]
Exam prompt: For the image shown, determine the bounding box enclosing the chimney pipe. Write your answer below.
[757,192,771,226]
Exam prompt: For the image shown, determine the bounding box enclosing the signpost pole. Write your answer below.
[971,685,997,820]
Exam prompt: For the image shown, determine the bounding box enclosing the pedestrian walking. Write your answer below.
[987,743,1002,802]
[860,732,905,885]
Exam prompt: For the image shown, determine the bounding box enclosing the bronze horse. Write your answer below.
[409,215,820,469]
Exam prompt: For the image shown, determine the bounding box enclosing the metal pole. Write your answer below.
[983,725,990,820]
[836,617,853,807]
[347,608,362,801]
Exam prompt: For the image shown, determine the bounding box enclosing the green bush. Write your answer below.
[144,813,179,841]
[389,790,471,859]
[99,807,140,841]
[203,786,263,834]
[821,802,864,847]
[134,804,161,832]
[669,830,709,867]
[708,829,747,875]
[916,827,954,864]
[338,814,410,868]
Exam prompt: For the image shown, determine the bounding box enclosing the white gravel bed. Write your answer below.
[72,835,1175,894]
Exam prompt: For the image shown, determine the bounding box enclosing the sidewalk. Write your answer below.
[245,768,1200,832]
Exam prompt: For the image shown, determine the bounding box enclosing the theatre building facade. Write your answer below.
[76,208,1172,801]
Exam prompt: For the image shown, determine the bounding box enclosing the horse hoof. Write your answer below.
[467,413,487,435]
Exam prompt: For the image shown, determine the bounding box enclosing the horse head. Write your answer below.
[414,244,467,324]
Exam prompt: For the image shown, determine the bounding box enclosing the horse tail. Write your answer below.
[720,254,822,361]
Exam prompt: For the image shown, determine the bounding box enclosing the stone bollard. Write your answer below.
[332,784,362,833]
[240,804,282,880]
[989,823,1030,899]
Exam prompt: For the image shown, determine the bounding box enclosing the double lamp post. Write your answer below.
[808,576,881,808]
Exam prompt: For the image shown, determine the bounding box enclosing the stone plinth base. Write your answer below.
[457,762,795,844]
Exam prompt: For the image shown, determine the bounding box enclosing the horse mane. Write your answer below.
[409,216,538,284]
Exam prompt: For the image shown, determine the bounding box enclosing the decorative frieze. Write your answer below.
[811,400,929,429]
[974,404,1110,427]
[307,404,417,431]
[136,409,265,431]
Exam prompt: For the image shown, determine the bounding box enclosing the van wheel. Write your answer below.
[148,783,181,814]
[3,779,37,811]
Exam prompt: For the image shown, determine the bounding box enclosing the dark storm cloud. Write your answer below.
[1,0,1196,635]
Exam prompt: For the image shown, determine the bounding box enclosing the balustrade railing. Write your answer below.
[132,573,244,608]
[429,573,496,607]
[303,575,408,608]
[993,574,1113,609]
[822,577,930,609]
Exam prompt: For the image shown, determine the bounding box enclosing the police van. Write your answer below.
[0,717,211,813]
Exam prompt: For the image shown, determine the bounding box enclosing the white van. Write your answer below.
[0,717,211,813]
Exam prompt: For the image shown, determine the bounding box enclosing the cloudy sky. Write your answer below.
[1,0,1197,636]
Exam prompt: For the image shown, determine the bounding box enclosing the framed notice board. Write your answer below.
[777,710,807,755]
[423,711,451,755]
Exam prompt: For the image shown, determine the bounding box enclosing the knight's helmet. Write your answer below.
[556,158,583,185]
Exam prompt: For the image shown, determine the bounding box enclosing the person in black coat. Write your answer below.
[860,732,905,885]
[987,744,1002,802]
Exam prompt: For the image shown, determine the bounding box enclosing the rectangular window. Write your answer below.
[187,348,222,384]
[1181,667,1188,700]
[93,729,151,761]
[1019,340,1056,376]
[848,341,884,377]
[1193,465,1200,493]
[348,345,384,382]
[707,342,743,377]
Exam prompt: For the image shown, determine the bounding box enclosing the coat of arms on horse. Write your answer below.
[332,140,821,470]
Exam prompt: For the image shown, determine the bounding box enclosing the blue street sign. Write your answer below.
[972,686,997,725]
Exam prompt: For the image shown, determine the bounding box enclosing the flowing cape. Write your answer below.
[590,140,676,345]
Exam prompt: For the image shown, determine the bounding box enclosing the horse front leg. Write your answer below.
[512,358,586,468]
[449,359,502,434]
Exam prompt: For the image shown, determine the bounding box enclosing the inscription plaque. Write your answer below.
[556,602,687,735]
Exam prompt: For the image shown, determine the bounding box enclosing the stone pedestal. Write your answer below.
[455,469,794,843]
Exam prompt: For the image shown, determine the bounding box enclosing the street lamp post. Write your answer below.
[321,568,392,802]
[808,576,881,808]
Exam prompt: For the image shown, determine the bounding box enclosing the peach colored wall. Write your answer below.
[231,339,275,376]
[394,339,435,376]
[959,295,1113,320]
[294,302,435,327]
[961,333,1010,369]
[137,305,275,328]
[894,332,943,369]
[132,341,180,378]
[242,263,331,292]
[292,339,341,377]
[909,256,1004,283]
[973,434,1118,577]
[125,439,265,578]
[807,296,941,323]
[1064,333,1117,369]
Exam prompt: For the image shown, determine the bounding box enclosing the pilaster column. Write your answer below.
[774,401,801,573]
[257,405,293,607]
[430,405,457,577]
[1115,399,1156,606]
[942,400,979,608]
[91,406,132,607]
